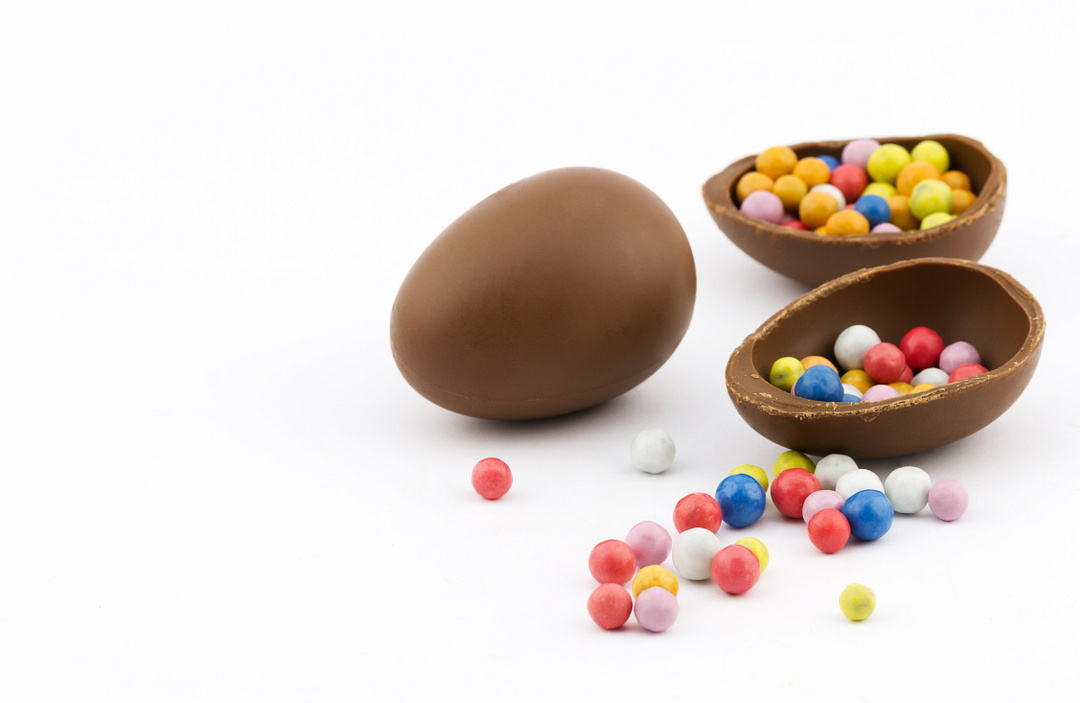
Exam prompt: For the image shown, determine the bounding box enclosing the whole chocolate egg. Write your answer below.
[390,167,696,420]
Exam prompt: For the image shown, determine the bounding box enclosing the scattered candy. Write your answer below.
[735,537,769,573]
[928,479,969,521]
[771,468,821,519]
[634,586,679,632]
[673,493,722,533]
[589,539,638,584]
[631,428,676,474]
[883,465,932,514]
[835,469,885,500]
[730,464,770,491]
[471,457,513,500]
[631,564,678,598]
[802,489,846,522]
[671,527,723,581]
[772,450,816,477]
[587,584,633,629]
[711,545,761,595]
[715,473,767,528]
[808,508,850,553]
[839,583,876,621]
[625,521,672,567]
[841,489,894,541]
[814,454,859,491]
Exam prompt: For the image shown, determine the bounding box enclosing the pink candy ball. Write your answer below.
[634,586,679,632]
[802,490,846,523]
[625,521,672,568]
[939,341,981,374]
[862,384,901,402]
[740,190,785,224]
[471,457,513,500]
[871,222,902,233]
[841,139,881,170]
[928,479,969,521]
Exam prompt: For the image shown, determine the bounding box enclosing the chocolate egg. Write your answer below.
[391,167,696,420]
[703,134,1006,286]
[725,258,1044,458]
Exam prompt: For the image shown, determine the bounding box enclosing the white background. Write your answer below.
[2,2,1079,700]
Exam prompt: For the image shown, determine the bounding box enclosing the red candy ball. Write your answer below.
[948,363,989,383]
[898,364,913,383]
[770,468,821,519]
[588,540,637,585]
[711,545,761,595]
[673,492,722,533]
[808,508,850,554]
[587,583,633,629]
[863,342,907,383]
[471,457,513,500]
[781,219,809,231]
[899,326,945,372]
[830,164,870,204]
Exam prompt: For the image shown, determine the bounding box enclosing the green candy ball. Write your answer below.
[909,179,954,220]
[867,144,912,184]
[910,140,950,174]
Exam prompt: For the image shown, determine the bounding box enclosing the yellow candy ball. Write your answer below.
[632,565,678,598]
[801,355,838,373]
[941,170,972,191]
[756,146,798,180]
[952,189,977,215]
[730,464,770,492]
[737,171,775,203]
[825,210,870,237]
[793,157,831,188]
[910,140,950,174]
[909,179,954,220]
[862,182,897,199]
[735,538,769,573]
[921,212,957,229]
[814,225,828,235]
[840,369,873,394]
[889,382,914,394]
[772,174,809,211]
[773,450,815,478]
[799,190,840,229]
[895,161,941,196]
[867,144,912,184]
[839,583,876,621]
[769,356,805,391]
[912,383,937,393]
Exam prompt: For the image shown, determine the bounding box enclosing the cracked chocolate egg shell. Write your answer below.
[725,258,1044,459]
[703,134,1006,286]
[391,167,696,420]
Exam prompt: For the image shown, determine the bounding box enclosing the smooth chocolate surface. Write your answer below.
[391,167,697,420]
[703,134,1007,286]
[725,258,1044,458]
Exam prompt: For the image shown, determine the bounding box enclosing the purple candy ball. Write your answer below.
[625,521,672,568]
[740,190,784,224]
[861,384,901,402]
[928,479,969,521]
[634,586,679,632]
[841,139,881,170]
[802,490,846,523]
[939,341,981,375]
[871,222,902,233]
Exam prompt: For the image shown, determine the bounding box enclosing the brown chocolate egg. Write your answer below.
[391,167,696,420]
[703,134,1006,286]
[725,258,1044,459]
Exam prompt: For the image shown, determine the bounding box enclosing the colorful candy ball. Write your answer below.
[863,342,907,383]
[755,146,798,180]
[471,457,513,500]
[911,139,950,173]
[631,428,676,474]
[634,586,679,633]
[948,362,989,383]
[587,583,633,630]
[770,468,822,519]
[899,326,944,371]
[861,384,901,402]
[794,364,844,401]
[853,194,891,229]
[817,154,839,171]
[735,537,769,573]
[867,144,912,184]
[871,222,902,233]
[939,341,981,374]
[942,170,972,191]
[910,367,948,386]
[839,583,876,621]
[909,179,954,220]
[811,183,847,209]
[631,564,679,598]
[863,181,896,199]
[834,324,881,371]
[625,521,672,568]
[671,527,723,581]
[799,190,840,229]
[813,454,859,491]
[769,356,805,391]
[841,139,881,170]
[921,212,956,229]
[841,489,894,541]
[808,508,850,554]
[773,450,816,477]
[802,489,846,522]
[588,539,637,584]
[883,465,932,514]
[825,209,869,236]
[773,174,809,211]
[928,479,969,521]
[740,189,785,224]
[830,164,869,203]
[835,468,885,500]
[793,157,832,188]
[731,464,770,491]
[711,545,761,595]
[673,493,722,533]
[736,171,774,202]
[895,161,941,197]
[715,473,767,528]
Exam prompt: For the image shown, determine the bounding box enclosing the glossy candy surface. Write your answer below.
[671,528,723,580]
[793,365,844,401]
[737,171,774,201]
[900,326,944,371]
[755,146,798,179]
[811,183,847,209]
[860,384,901,402]
[589,540,637,584]
[735,538,769,573]
[939,341,981,374]
[770,468,821,518]
[841,489,894,540]
[853,194,891,229]
[799,190,840,229]
[715,474,767,528]
[731,464,770,491]
[632,565,679,598]
[587,584,633,629]
[769,357,804,391]
[825,210,869,236]
[711,545,761,595]
[911,140,950,173]
[814,454,859,490]
[673,493,722,533]
[634,586,678,633]
[909,179,953,220]
[867,144,912,184]
[830,164,869,203]
[836,469,884,500]
[864,342,907,383]
[802,489,846,522]
[625,521,672,568]
[834,324,881,370]
[773,450,816,477]
[472,457,513,500]
[808,508,850,553]
[740,189,785,224]
[949,362,989,383]
[883,465,932,514]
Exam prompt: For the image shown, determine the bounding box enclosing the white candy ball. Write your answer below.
[815,454,859,491]
[834,324,881,371]
[631,428,675,474]
[671,527,722,581]
[911,367,949,387]
[841,383,863,399]
[811,183,847,209]
[884,465,932,514]
[836,468,884,500]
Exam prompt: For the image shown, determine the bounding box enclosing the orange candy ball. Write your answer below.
[887,195,919,230]
[952,189,977,215]
[801,355,838,373]
[773,174,808,211]
[755,146,798,180]
[941,170,972,191]
[895,161,941,196]
[793,157,831,188]
[825,210,870,236]
[736,171,775,203]
[800,190,840,229]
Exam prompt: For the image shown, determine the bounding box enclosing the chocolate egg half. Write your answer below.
[725,258,1044,458]
[391,167,696,420]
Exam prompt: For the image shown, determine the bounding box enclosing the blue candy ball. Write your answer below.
[817,155,839,172]
[854,194,892,229]
[715,474,766,528]
[841,393,862,403]
[793,365,844,402]
[841,489,894,540]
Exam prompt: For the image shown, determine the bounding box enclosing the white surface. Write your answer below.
[2,1,1079,701]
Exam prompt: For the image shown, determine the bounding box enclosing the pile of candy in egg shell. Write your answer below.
[771,324,988,403]
[577,433,969,631]
[736,139,977,236]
